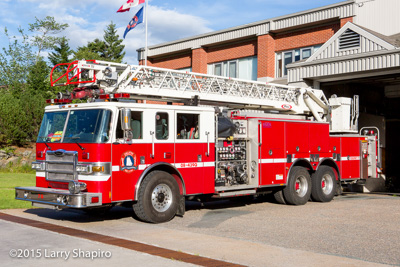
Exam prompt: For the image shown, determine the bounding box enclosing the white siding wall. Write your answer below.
[288,51,400,82]
[354,0,400,36]
[314,35,387,60]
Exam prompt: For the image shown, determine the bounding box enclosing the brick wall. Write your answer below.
[340,17,353,27]
[142,20,351,79]
[206,40,257,64]
[274,23,340,52]
[149,53,192,69]
[257,34,275,79]
[192,47,208,73]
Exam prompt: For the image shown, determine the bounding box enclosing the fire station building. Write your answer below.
[138,0,400,190]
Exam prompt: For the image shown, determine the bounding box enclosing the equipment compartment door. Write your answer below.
[259,120,286,186]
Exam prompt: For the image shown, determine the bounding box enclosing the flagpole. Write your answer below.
[144,0,148,66]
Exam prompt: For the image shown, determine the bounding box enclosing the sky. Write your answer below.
[0,0,345,64]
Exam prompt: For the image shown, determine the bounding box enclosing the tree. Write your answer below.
[48,37,72,66]
[73,45,104,61]
[29,16,69,63]
[0,27,35,95]
[26,59,51,97]
[72,22,125,63]
[103,22,125,63]
[0,16,68,145]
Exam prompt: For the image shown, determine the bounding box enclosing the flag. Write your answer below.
[123,7,144,39]
[117,0,145,13]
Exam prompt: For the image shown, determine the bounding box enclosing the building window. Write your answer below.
[208,56,257,81]
[178,67,192,72]
[276,45,322,78]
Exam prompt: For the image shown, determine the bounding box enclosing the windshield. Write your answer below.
[37,109,112,143]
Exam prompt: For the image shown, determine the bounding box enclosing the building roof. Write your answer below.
[138,0,355,59]
[287,22,400,83]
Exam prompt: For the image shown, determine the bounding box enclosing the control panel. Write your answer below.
[216,139,249,187]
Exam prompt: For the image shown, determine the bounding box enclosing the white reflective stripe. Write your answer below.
[36,172,45,177]
[112,162,215,171]
[259,158,287,164]
[78,175,111,181]
[113,164,148,171]
[203,162,215,167]
[341,156,360,161]
[112,166,119,172]
[174,162,203,168]
[138,164,148,170]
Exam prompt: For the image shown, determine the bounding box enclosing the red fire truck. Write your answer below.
[15,60,380,223]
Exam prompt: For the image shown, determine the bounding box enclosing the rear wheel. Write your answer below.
[311,166,336,202]
[283,166,311,205]
[133,171,180,223]
[273,189,286,204]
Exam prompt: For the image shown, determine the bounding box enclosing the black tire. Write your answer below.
[133,171,179,223]
[273,189,286,205]
[311,166,337,202]
[283,166,311,205]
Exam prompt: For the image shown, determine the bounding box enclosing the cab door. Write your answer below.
[174,111,215,195]
[111,109,149,202]
[147,110,175,166]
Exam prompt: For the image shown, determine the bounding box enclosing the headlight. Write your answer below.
[68,181,87,194]
[31,162,45,171]
[76,164,92,174]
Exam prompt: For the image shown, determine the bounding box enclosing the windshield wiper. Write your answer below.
[71,137,85,151]
[44,142,52,150]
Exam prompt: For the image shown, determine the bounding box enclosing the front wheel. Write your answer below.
[283,166,311,205]
[133,171,180,223]
[311,166,337,202]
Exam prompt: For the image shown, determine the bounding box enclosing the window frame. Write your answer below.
[175,113,200,141]
[275,45,322,78]
[115,110,143,140]
[155,112,169,140]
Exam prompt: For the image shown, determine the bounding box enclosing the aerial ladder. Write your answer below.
[50,60,359,133]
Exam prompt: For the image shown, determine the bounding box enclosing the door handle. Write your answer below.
[206,131,210,156]
[164,152,172,159]
[150,131,155,158]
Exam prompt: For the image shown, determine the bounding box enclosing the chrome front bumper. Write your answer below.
[15,187,102,208]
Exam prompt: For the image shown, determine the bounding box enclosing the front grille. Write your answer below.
[46,150,78,182]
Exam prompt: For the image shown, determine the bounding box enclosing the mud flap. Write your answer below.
[176,195,185,217]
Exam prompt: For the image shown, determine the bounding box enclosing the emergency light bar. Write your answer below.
[46,99,72,104]
[99,93,131,100]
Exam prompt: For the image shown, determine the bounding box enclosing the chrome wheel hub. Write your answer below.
[321,174,334,195]
[151,184,172,212]
[295,175,308,197]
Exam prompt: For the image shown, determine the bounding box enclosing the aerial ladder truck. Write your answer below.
[15,60,380,223]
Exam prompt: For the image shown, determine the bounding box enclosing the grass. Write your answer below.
[0,172,36,209]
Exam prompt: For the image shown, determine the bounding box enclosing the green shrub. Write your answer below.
[0,91,45,146]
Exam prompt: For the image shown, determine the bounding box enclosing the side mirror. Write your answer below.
[120,109,132,141]
[121,109,132,131]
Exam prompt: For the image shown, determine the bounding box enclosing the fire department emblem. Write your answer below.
[281,104,292,110]
[128,16,139,29]
[120,151,138,173]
